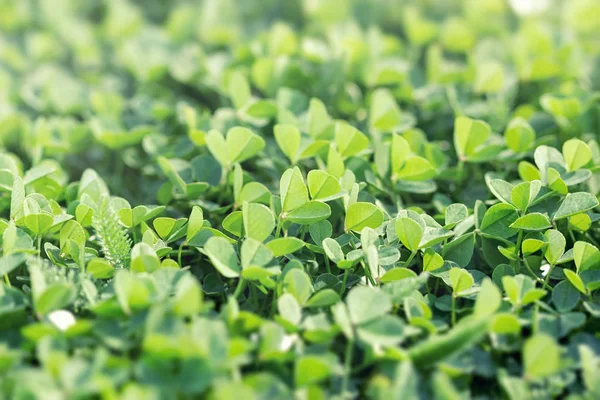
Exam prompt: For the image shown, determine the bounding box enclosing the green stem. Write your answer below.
[404,250,417,267]
[363,262,377,286]
[451,295,457,326]
[585,233,600,248]
[233,278,247,299]
[532,303,539,334]
[275,216,283,238]
[542,263,555,291]
[132,227,138,244]
[522,257,548,289]
[4,274,11,287]
[177,241,186,267]
[342,339,354,398]
[340,269,349,296]
[324,255,331,274]
[36,236,42,257]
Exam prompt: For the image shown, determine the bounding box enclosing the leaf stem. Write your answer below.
[451,294,457,326]
[522,257,548,289]
[4,274,11,287]
[233,278,246,299]
[324,255,331,274]
[404,250,417,267]
[541,263,555,291]
[36,236,42,257]
[342,339,354,398]
[177,241,185,267]
[275,216,283,238]
[340,269,349,296]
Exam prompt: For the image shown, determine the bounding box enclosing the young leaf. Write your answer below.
[280,167,309,213]
[274,124,301,164]
[553,192,599,220]
[346,202,384,233]
[307,170,342,201]
[203,237,240,278]
[523,334,560,379]
[510,213,551,231]
[573,241,600,272]
[243,201,275,242]
[563,139,591,171]
[453,116,491,161]
[449,267,474,295]
[395,217,424,252]
[227,127,265,164]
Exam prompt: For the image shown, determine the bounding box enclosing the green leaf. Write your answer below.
[487,178,514,204]
[295,356,331,387]
[505,118,535,153]
[544,229,566,265]
[347,286,392,325]
[442,233,475,268]
[563,269,587,294]
[523,334,560,379]
[408,316,490,368]
[24,212,54,235]
[379,268,417,283]
[205,130,229,167]
[306,289,341,308]
[35,284,75,315]
[278,293,302,326]
[241,238,273,268]
[574,241,600,272]
[157,157,188,196]
[280,167,309,213]
[345,202,384,233]
[335,122,369,158]
[510,181,541,212]
[394,156,436,181]
[322,238,344,264]
[187,206,204,241]
[86,258,115,279]
[228,71,251,110]
[445,203,468,227]
[283,269,313,305]
[370,88,402,132]
[395,217,423,252]
[227,127,265,164]
[173,273,203,317]
[327,144,345,178]
[423,249,444,272]
[474,279,502,316]
[356,315,405,346]
[449,267,474,295]
[266,237,304,256]
[222,211,243,237]
[480,203,519,239]
[552,280,580,312]
[203,237,240,278]
[563,139,592,171]
[285,201,331,225]
[510,213,551,231]
[274,124,301,164]
[307,98,331,139]
[453,116,491,160]
[131,242,160,273]
[10,175,25,221]
[243,202,275,242]
[307,170,342,201]
[553,192,599,220]
[59,220,86,251]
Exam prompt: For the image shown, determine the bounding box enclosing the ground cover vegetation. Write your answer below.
[1,0,600,398]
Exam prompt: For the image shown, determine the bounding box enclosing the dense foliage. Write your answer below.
[1,0,600,398]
